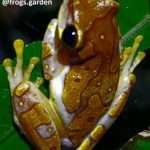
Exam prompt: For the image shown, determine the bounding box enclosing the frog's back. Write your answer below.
[58,0,120,146]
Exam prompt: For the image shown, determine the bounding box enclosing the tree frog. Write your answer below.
[3,0,145,150]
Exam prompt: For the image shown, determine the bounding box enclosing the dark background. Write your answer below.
[0,1,150,150]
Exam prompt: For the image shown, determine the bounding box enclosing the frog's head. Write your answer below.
[56,0,120,65]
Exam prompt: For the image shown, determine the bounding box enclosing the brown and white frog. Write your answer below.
[3,0,145,150]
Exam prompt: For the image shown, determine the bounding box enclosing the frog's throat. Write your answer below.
[50,66,75,125]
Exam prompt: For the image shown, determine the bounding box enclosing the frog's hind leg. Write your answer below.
[76,35,146,150]
[3,39,61,150]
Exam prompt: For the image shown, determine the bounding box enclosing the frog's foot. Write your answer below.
[99,36,145,116]
[77,35,146,150]
[3,39,61,150]
[107,35,145,117]
[118,35,145,96]
[3,39,41,93]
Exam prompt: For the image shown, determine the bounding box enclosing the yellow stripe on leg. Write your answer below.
[90,125,105,141]
[77,138,91,150]
[108,74,136,117]
[78,125,105,150]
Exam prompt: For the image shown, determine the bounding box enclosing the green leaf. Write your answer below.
[118,0,150,51]
[121,131,150,150]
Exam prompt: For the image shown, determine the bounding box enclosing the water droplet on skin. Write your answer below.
[93,70,98,76]
[44,64,49,70]
[76,99,80,104]
[100,34,105,40]
[108,88,112,92]
[47,127,52,133]
[19,101,24,107]
[50,67,55,73]
[73,74,81,82]
[97,82,101,87]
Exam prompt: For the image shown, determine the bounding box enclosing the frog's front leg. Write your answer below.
[3,39,62,150]
[43,19,65,81]
[77,36,146,150]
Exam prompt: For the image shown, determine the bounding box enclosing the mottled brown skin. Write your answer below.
[13,82,61,150]
[57,0,120,146]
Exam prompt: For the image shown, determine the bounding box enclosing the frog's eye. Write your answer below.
[62,25,78,49]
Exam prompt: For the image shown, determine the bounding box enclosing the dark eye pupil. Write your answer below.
[62,25,78,48]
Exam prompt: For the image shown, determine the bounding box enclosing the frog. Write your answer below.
[2,0,145,150]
